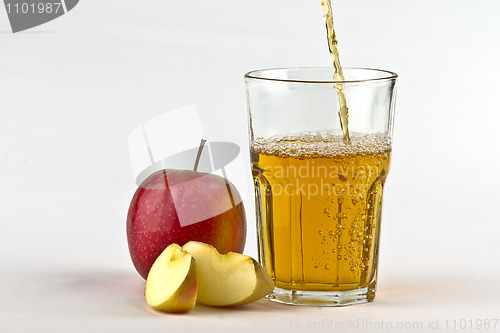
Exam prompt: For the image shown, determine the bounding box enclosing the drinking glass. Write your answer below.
[244,67,398,306]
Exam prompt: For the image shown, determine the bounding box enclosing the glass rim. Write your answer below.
[244,67,398,84]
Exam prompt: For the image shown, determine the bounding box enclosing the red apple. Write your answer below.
[127,169,246,279]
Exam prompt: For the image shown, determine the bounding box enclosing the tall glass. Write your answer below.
[244,68,397,306]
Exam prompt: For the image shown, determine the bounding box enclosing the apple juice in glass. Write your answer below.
[244,67,397,306]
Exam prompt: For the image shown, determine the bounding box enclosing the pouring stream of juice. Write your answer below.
[321,0,351,143]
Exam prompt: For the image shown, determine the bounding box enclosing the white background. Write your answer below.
[1,1,499,332]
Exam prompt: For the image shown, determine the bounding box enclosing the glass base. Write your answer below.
[266,286,375,307]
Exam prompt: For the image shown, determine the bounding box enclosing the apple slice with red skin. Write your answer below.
[182,241,275,306]
[145,243,197,313]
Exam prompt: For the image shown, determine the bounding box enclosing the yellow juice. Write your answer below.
[251,133,391,291]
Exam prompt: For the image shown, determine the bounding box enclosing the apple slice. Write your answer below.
[182,241,274,306]
[145,243,197,312]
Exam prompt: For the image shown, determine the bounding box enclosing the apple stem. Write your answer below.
[141,124,155,164]
[193,139,207,172]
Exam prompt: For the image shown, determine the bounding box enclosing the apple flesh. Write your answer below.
[127,169,246,279]
[145,243,197,313]
[182,241,275,306]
